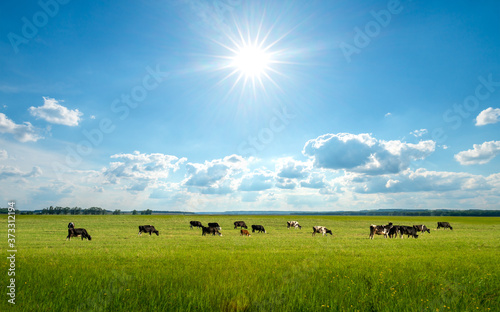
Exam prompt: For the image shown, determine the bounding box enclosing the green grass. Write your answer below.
[1,215,499,311]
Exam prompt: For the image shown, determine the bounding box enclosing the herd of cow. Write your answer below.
[65,220,454,241]
[369,222,453,239]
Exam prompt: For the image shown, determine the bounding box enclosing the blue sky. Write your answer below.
[1,0,499,211]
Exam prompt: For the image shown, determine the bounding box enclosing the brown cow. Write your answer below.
[240,229,251,236]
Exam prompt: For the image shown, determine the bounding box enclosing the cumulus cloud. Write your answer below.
[0,113,43,142]
[275,157,309,179]
[183,154,247,194]
[238,170,274,192]
[454,141,500,165]
[348,169,491,194]
[103,151,186,191]
[475,107,500,126]
[300,173,326,189]
[303,133,435,175]
[0,165,42,180]
[29,97,82,126]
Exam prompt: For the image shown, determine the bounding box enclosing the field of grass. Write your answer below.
[1,215,499,311]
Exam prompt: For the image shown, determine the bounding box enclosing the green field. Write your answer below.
[2,215,499,311]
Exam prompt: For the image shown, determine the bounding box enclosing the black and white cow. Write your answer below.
[413,224,430,234]
[190,221,203,229]
[202,226,222,236]
[66,228,92,241]
[234,221,248,229]
[400,226,419,238]
[437,222,453,230]
[388,225,402,238]
[208,222,221,230]
[369,223,393,239]
[138,225,159,236]
[251,225,266,233]
[287,221,302,229]
[312,226,332,236]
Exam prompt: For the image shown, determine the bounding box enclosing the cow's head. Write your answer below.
[325,229,333,235]
[154,230,159,236]
[297,225,302,229]
[414,234,419,239]
[88,235,92,241]
[449,226,453,230]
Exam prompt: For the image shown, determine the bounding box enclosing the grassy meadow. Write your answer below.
[1,215,499,311]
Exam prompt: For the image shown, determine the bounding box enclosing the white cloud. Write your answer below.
[347,169,491,194]
[384,112,392,117]
[29,97,83,126]
[103,151,186,192]
[183,154,247,194]
[238,169,274,192]
[410,129,428,137]
[0,149,7,161]
[300,173,326,189]
[0,165,42,180]
[303,133,435,175]
[475,107,500,126]
[454,141,500,165]
[0,113,43,142]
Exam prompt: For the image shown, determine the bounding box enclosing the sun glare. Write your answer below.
[231,45,271,78]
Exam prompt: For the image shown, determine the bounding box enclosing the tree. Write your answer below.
[132,210,137,215]
[113,209,121,215]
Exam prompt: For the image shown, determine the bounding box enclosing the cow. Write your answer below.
[312,226,332,236]
[400,226,419,238]
[202,226,222,236]
[208,222,221,230]
[251,225,266,233]
[234,221,248,229]
[240,229,251,236]
[138,225,159,236]
[437,222,453,230]
[388,225,402,238]
[413,224,430,234]
[287,221,302,229]
[66,228,92,241]
[369,222,393,239]
[190,221,203,229]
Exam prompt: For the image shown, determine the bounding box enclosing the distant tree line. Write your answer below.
[297,209,500,217]
[40,206,107,215]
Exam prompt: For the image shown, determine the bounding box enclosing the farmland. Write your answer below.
[1,215,499,311]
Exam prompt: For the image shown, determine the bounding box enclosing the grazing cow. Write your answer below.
[413,224,430,234]
[240,229,251,236]
[312,226,332,236]
[369,222,393,239]
[287,221,302,229]
[202,226,222,236]
[251,225,266,233]
[400,226,419,238]
[234,221,248,229]
[388,225,402,238]
[208,222,221,230]
[138,225,159,236]
[66,228,92,241]
[437,222,453,230]
[190,221,203,229]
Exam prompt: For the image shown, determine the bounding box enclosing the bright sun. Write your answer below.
[231,45,271,78]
